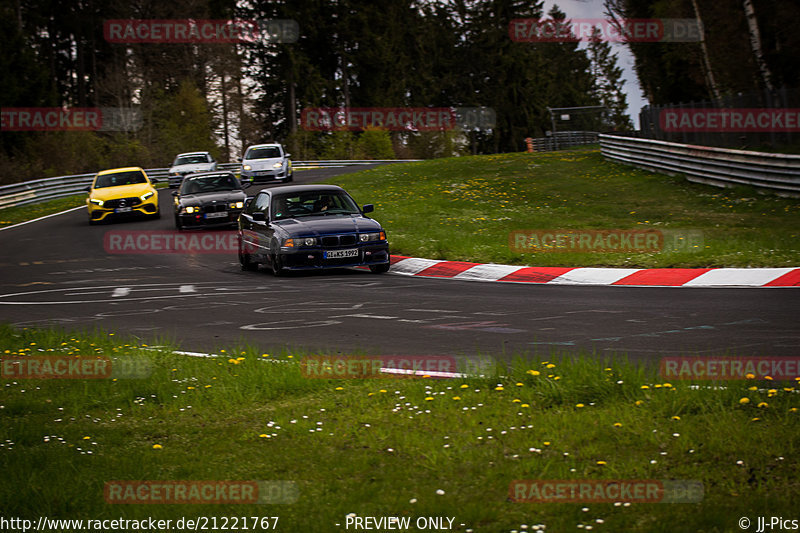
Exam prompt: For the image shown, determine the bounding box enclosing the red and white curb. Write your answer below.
[386,256,800,287]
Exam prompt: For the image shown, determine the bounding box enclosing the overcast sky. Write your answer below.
[540,0,649,128]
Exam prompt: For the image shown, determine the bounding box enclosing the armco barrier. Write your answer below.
[0,160,419,210]
[599,133,800,197]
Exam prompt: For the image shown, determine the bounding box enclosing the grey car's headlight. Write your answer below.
[243,165,252,171]
[359,232,386,242]
[89,198,104,206]
[284,237,317,247]
[141,191,155,201]
[272,162,283,169]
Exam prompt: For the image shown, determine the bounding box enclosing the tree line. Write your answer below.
[2,0,641,183]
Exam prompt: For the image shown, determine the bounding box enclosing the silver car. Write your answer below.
[168,152,218,188]
[240,144,293,184]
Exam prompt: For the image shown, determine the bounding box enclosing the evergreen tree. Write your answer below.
[587,29,633,131]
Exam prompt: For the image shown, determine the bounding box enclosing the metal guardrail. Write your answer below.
[0,160,420,210]
[599,134,800,197]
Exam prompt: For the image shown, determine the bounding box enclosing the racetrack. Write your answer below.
[1,165,797,365]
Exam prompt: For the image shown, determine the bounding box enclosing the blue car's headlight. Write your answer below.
[359,232,386,242]
[284,237,317,247]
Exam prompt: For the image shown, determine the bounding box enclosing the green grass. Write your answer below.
[326,148,800,268]
[0,195,86,228]
[1,324,798,531]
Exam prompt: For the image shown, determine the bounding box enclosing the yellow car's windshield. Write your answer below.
[94,170,147,188]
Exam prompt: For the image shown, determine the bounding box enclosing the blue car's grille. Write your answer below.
[321,235,357,247]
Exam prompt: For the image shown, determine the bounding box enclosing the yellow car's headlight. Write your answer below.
[230,201,244,209]
[141,191,154,201]
[89,198,104,207]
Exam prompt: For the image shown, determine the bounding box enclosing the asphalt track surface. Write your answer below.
[0,164,797,366]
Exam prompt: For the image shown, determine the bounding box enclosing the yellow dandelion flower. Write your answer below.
[527,370,541,376]
[748,386,758,391]
[516,382,524,387]
[335,386,344,391]
[751,417,761,422]
[635,400,644,406]
[613,422,622,427]
[460,384,469,388]
[576,403,585,408]
[379,389,387,393]
[259,434,268,438]
[521,403,530,408]
[765,376,773,381]
[757,402,768,408]
[739,397,750,405]
[663,383,672,388]
[452,396,461,401]
[671,416,681,420]
[152,444,163,449]
[546,364,556,369]
[745,373,755,379]
[640,385,650,390]
[495,386,504,391]
[425,396,434,401]
[596,460,607,465]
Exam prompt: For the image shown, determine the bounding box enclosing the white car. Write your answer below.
[240,144,293,184]
[168,152,218,188]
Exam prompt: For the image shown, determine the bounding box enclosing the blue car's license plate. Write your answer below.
[324,249,358,259]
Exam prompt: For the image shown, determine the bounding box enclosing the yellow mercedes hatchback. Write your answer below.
[86,167,160,224]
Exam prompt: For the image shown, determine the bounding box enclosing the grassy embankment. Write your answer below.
[1,325,797,532]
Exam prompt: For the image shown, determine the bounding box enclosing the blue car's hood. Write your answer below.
[273,214,382,236]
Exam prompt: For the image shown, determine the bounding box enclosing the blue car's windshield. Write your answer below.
[271,192,360,220]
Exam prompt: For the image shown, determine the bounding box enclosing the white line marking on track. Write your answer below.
[0,206,84,232]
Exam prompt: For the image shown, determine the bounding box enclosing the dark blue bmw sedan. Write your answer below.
[237,184,390,275]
